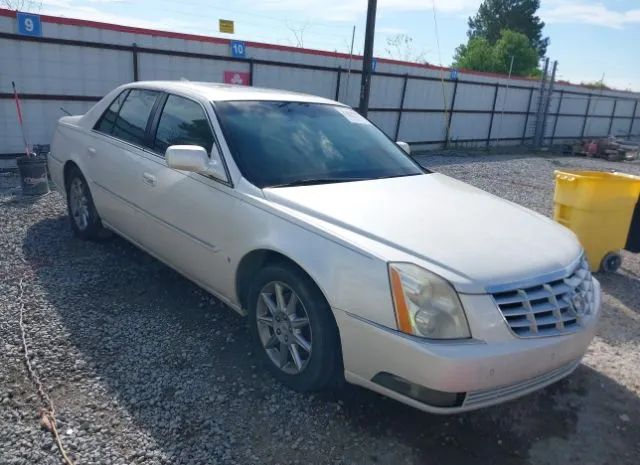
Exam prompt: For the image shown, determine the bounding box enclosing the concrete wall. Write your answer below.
[1,8,639,155]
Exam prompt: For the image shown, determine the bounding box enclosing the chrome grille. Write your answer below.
[491,256,594,338]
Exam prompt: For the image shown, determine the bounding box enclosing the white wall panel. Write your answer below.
[555,116,584,138]
[583,117,610,136]
[454,83,496,111]
[253,66,335,99]
[615,100,635,117]
[559,94,588,114]
[368,111,398,137]
[494,87,530,112]
[590,98,615,116]
[450,113,491,140]
[369,75,404,108]
[490,114,527,139]
[138,53,249,82]
[403,79,455,110]
[610,118,632,137]
[397,113,446,142]
[0,100,94,153]
[0,40,131,95]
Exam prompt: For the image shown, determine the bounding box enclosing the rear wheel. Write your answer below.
[66,166,104,240]
[247,263,342,392]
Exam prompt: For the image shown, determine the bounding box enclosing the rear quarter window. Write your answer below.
[94,90,129,135]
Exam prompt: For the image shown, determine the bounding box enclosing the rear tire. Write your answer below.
[247,263,342,392]
[65,166,104,240]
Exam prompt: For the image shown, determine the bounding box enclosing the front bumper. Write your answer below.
[335,279,600,414]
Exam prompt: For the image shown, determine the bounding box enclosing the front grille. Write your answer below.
[464,359,580,408]
[491,256,594,338]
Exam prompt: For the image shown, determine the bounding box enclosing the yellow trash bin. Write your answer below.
[554,170,640,272]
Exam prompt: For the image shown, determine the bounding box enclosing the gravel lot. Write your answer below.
[1,153,639,465]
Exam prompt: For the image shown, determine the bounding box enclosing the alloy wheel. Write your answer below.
[256,281,313,375]
[69,177,90,231]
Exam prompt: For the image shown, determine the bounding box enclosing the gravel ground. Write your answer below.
[1,153,639,465]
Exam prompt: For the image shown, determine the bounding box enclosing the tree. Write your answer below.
[1,0,41,11]
[581,79,610,90]
[453,38,496,73]
[467,0,548,58]
[384,34,427,63]
[453,29,539,76]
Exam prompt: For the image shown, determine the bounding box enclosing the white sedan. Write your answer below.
[48,81,600,413]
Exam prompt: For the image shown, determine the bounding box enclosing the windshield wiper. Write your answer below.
[267,177,366,188]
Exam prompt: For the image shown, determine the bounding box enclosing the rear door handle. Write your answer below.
[142,172,157,186]
[87,147,97,156]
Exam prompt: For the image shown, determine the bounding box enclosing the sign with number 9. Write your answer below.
[17,12,42,37]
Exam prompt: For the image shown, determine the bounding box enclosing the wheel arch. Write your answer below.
[235,249,330,312]
[63,160,81,191]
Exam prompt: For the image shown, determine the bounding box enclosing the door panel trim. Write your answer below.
[93,180,221,254]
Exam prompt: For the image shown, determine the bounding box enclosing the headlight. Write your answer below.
[388,263,471,339]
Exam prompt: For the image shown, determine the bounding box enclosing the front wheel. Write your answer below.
[247,264,342,392]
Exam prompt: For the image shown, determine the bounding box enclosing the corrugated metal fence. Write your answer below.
[1,8,639,157]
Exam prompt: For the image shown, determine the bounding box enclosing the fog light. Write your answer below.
[372,372,465,408]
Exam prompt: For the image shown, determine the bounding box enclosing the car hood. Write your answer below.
[263,173,582,293]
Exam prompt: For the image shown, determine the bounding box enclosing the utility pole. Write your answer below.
[358,0,377,117]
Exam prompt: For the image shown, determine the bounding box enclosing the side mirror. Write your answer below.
[396,141,411,154]
[165,145,226,181]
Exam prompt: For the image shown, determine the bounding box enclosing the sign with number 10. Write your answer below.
[230,41,246,58]
[17,12,42,37]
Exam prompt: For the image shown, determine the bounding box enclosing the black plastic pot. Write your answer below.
[17,155,49,196]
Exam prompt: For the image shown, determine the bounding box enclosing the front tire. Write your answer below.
[65,166,104,240]
[247,263,342,392]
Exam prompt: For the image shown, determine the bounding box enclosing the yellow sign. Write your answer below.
[219,19,234,34]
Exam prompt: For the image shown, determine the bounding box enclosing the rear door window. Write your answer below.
[153,95,214,155]
[110,89,160,146]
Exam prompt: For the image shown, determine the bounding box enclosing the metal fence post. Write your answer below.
[521,87,534,144]
[334,67,342,101]
[394,74,409,141]
[249,58,254,86]
[444,79,458,148]
[539,60,557,146]
[550,90,564,144]
[580,95,592,139]
[132,43,139,81]
[628,100,638,138]
[486,82,499,147]
[607,99,618,136]
[533,58,550,148]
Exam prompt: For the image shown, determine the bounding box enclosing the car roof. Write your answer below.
[122,81,344,105]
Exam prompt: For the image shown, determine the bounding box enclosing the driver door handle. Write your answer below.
[142,172,156,186]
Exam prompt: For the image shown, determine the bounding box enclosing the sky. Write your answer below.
[21,0,640,91]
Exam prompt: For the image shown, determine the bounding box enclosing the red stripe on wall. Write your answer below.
[0,7,636,94]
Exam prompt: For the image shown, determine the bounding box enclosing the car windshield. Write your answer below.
[213,101,425,188]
